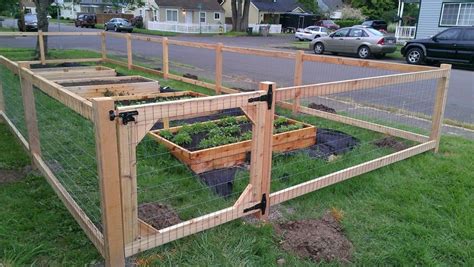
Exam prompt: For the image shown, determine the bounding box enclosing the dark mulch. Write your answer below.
[30,62,87,69]
[276,212,353,264]
[308,103,337,113]
[116,95,196,106]
[0,165,33,184]
[138,203,181,230]
[183,73,198,80]
[198,167,240,198]
[374,136,409,151]
[58,77,151,87]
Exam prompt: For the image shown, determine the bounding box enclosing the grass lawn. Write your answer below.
[0,48,473,265]
[95,24,177,37]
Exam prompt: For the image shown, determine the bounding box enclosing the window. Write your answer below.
[348,29,366,37]
[436,28,462,40]
[214,12,220,20]
[166,9,178,22]
[154,10,157,21]
[200,12,206,23]
[440,2,474,26]
[462,28,474,40]
[333,28,350,37]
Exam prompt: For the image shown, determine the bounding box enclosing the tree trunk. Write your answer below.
[240,0,250,31]
[34,0,51,59]
[231,0,238,31]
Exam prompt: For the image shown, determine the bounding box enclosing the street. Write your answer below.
[0,19,472,124]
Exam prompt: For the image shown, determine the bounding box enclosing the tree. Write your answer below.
[33,0,54,58]
[0,0,19,16]
[231,0,250,32]
[297,0,319,14]
[348,0,398,21]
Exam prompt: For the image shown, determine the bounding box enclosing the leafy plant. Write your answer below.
[172,131,192,145]
[159,130,173,140]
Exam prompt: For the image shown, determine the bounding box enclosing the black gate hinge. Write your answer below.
[248,85,273,110]
[109,110,139,125]
[243,193,267,215]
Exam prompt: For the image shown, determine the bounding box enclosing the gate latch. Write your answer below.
[248,85,273,110]
[109,110,139,125]
[243,193,267,215]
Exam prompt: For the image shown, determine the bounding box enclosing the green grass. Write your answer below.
[95,24,177,37]
[1,48,473,265]
[0,26,17,32]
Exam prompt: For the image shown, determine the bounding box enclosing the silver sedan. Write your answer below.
[309,27,397,59]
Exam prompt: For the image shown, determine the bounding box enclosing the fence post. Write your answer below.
[18,66,41,156]
[0,79,4,114]
[101,32,107,60]
[430,64,451,153]
[292,50,304,113]
[126,33,132,70]
[215,42,223,95]
[249,81,275,220]
[38,30,46,65]
[162,37,169,79]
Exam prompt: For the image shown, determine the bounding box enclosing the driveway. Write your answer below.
[1,19,472,125]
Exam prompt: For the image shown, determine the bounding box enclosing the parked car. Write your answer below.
[18,14,37,31]
[361,20,388,32]
[295,26,329,41]
[74,14,96,28]
[315,20,340,31]
[401,27,474,66]
[310,27,397,59]
[104,18,133,33]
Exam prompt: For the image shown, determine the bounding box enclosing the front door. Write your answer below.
[185,11,193,24]
[326,28,350,52]
[345,28,367,53]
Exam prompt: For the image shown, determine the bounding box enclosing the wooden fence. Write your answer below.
[0,32,450,266]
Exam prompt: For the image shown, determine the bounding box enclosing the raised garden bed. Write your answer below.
[55,75,160,98]
[32,66,116,80]
[149,115,317,173]
[114,91,207,107]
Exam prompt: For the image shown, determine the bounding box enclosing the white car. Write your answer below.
[295,26,329,41]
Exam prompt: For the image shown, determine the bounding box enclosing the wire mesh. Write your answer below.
[34,88,102,231]
[131,38,163,71]
[105,34,128,64]
[168,44,216,84]
[0,65,27,139]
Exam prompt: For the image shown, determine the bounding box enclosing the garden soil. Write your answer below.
[308,103,337,113]
[276,212,353,263]
[138,203,181,230]
[0,165,33,184]
[374,136,409,151]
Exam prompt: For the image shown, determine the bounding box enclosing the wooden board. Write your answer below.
[33,66,116,80]
[148,115,316,173]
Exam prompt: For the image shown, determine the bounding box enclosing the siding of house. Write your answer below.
[158,8,224,24]
[416,0,474,38]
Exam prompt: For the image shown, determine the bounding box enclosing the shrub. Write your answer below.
[337,19,363,28]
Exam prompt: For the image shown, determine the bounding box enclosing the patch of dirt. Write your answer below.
[276,212,353,264]
[138,203,181,230]
[183,73,198,80]
[31,62,87,69]
[58,77,151,87]
[374,136,409,151]
[308,103,337,113]
[0,165,33,184]
[243,204,295,224]
[198,167,240,198]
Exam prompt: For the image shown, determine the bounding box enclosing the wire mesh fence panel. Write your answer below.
[0,36,37,61]
[270,77,440,197]
[222,52,295,91]
[168,44,216,84]
[131,39,163,71]
[302,60,399,84]
[0,64,27,139]
[46,35,101,58]
[34,88,102,231]
[105,34,128,64]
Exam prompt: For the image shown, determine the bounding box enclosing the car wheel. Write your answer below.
[313,42,325,54]
[298,38,304,41]
[358,45,371,59]
[406,47,424,65]
[314,35,320,39]
[128,30,133,33]
[105,25,108,31]
[374,53,385,59]
[331,52,338,55]
[114,26,119,32]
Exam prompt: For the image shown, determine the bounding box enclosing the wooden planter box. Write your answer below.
[33,66,116,80]
[55,75,160,98]
[149,116,317,174]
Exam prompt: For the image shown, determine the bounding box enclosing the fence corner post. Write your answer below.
[215,42,223,95]
[38,30,46,65]
[101,32,107,60]
[430,63,451,153]
[92,97,126,267]
[249,81,276,220]
[0,77,4,114]
[162,37,169,79]
[126,33,132,70]
[18,65,41,157]
[292,50,304,113]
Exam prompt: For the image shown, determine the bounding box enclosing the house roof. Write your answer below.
[317,0,342,11]
[251,0,305,13]
[154,0,224,11]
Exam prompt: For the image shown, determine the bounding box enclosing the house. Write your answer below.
[221,0,307,25]
[127,0,159,26]
[147,0,226,33]
[415,0,474,38]
[58,0,126,19]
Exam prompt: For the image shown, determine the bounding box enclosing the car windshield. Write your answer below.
[25,14,37,22]
[365,28,384,36]
[117,19,129,23]
[362,21,372,26]
[323,20,334,24]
